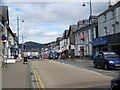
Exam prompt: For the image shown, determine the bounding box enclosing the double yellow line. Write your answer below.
[32,65,45,89]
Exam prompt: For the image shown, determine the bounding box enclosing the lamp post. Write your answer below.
[17,17,24,54]
[82,0,92,24]
[22,35,26,51]
[82,0,93,58]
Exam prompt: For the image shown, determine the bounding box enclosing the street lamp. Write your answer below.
[82,0,93,58]
[82,0,92,24]
[17,17,24,54]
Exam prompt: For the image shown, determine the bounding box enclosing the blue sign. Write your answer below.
[92,36,109,46]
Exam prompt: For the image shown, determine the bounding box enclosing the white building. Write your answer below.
[75,17,98,58]
[59,30,69,59]
[93,1,120,56]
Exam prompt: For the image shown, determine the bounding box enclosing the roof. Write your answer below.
[98,1,120,16]
[7,25,15,38]
[68,25,78,37]
[56,37,63,41]
[63,30,69,38]
[74,21,98,34]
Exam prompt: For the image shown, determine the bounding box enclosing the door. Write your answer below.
[98,53,104,66]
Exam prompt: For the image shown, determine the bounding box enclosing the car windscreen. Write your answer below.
[103,52,118,58]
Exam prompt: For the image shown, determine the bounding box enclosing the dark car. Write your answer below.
[33,56,39,59]
[110,77,120,90]
[28,55,33,59]
[93,51,120,70]
[49,52,53,59]
[48,51,58,59]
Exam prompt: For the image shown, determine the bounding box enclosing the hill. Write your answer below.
[20,41,56,51]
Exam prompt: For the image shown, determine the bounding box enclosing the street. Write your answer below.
[55,59,120,78]
[30,59,114,88]
[1,1,120,90]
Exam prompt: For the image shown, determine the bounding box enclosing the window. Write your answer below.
[86,31,89,42]
[112,10,115,18]
[104,27,108,35]
[104,14,107,21]
[98,53,103,58]
[91,28,94,40]
[112,24,115,34]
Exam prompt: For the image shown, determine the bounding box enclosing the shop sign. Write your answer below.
[80,34,84,40]
[92,36,109,46]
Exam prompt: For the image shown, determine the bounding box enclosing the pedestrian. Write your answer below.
[23,52,28,64]
[17,53,22,62]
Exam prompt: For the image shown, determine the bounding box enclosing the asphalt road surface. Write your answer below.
[31,59,113,88]
[55,59,120,78]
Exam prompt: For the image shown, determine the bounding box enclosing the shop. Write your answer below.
[92,36,109,56]
[108,33,120,56]
[58,48,68,59]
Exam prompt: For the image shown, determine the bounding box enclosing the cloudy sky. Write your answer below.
[2,0,110,44]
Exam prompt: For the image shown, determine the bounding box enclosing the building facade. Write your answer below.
[75,18,98,58]
[0,6,9,67]
[59,30,69,59]
[68,25,78,58]
[93,1,120,56]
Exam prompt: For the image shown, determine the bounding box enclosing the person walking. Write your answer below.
[23,52,28,64]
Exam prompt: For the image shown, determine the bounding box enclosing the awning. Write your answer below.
[58,48,67,53]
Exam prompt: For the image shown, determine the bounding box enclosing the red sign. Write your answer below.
[80,34,84,40]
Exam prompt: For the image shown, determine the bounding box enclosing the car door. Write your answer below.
[98,53,104,66]
[94,53,101,66]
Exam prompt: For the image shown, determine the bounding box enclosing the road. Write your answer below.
[30,59,113,88]
[55,59,120,78]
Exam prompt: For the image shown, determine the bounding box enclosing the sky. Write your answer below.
[1,0,111,44]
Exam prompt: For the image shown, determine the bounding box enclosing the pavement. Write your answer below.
[2,59,33,88]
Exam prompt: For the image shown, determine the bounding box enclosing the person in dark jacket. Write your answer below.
[23,52,28,64]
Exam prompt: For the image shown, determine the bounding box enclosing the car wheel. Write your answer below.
[104,64,109,70]
[93,63,97,68]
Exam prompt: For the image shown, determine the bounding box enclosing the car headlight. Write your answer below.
[109,61,114,64]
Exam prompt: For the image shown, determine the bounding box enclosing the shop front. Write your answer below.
[58,48,68,59]
[92,36,109,57]
[108,33,120,56]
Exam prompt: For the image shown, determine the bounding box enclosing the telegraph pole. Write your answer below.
[17,17,20,54]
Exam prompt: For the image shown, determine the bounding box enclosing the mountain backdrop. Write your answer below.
[20,41,55,51]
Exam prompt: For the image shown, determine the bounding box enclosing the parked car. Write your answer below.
[93,51,120,70]
[42,54,48,59]
[48,51,58,59]
[28,55,33,59]
[33,56,39,59]
[110,77,120,90]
